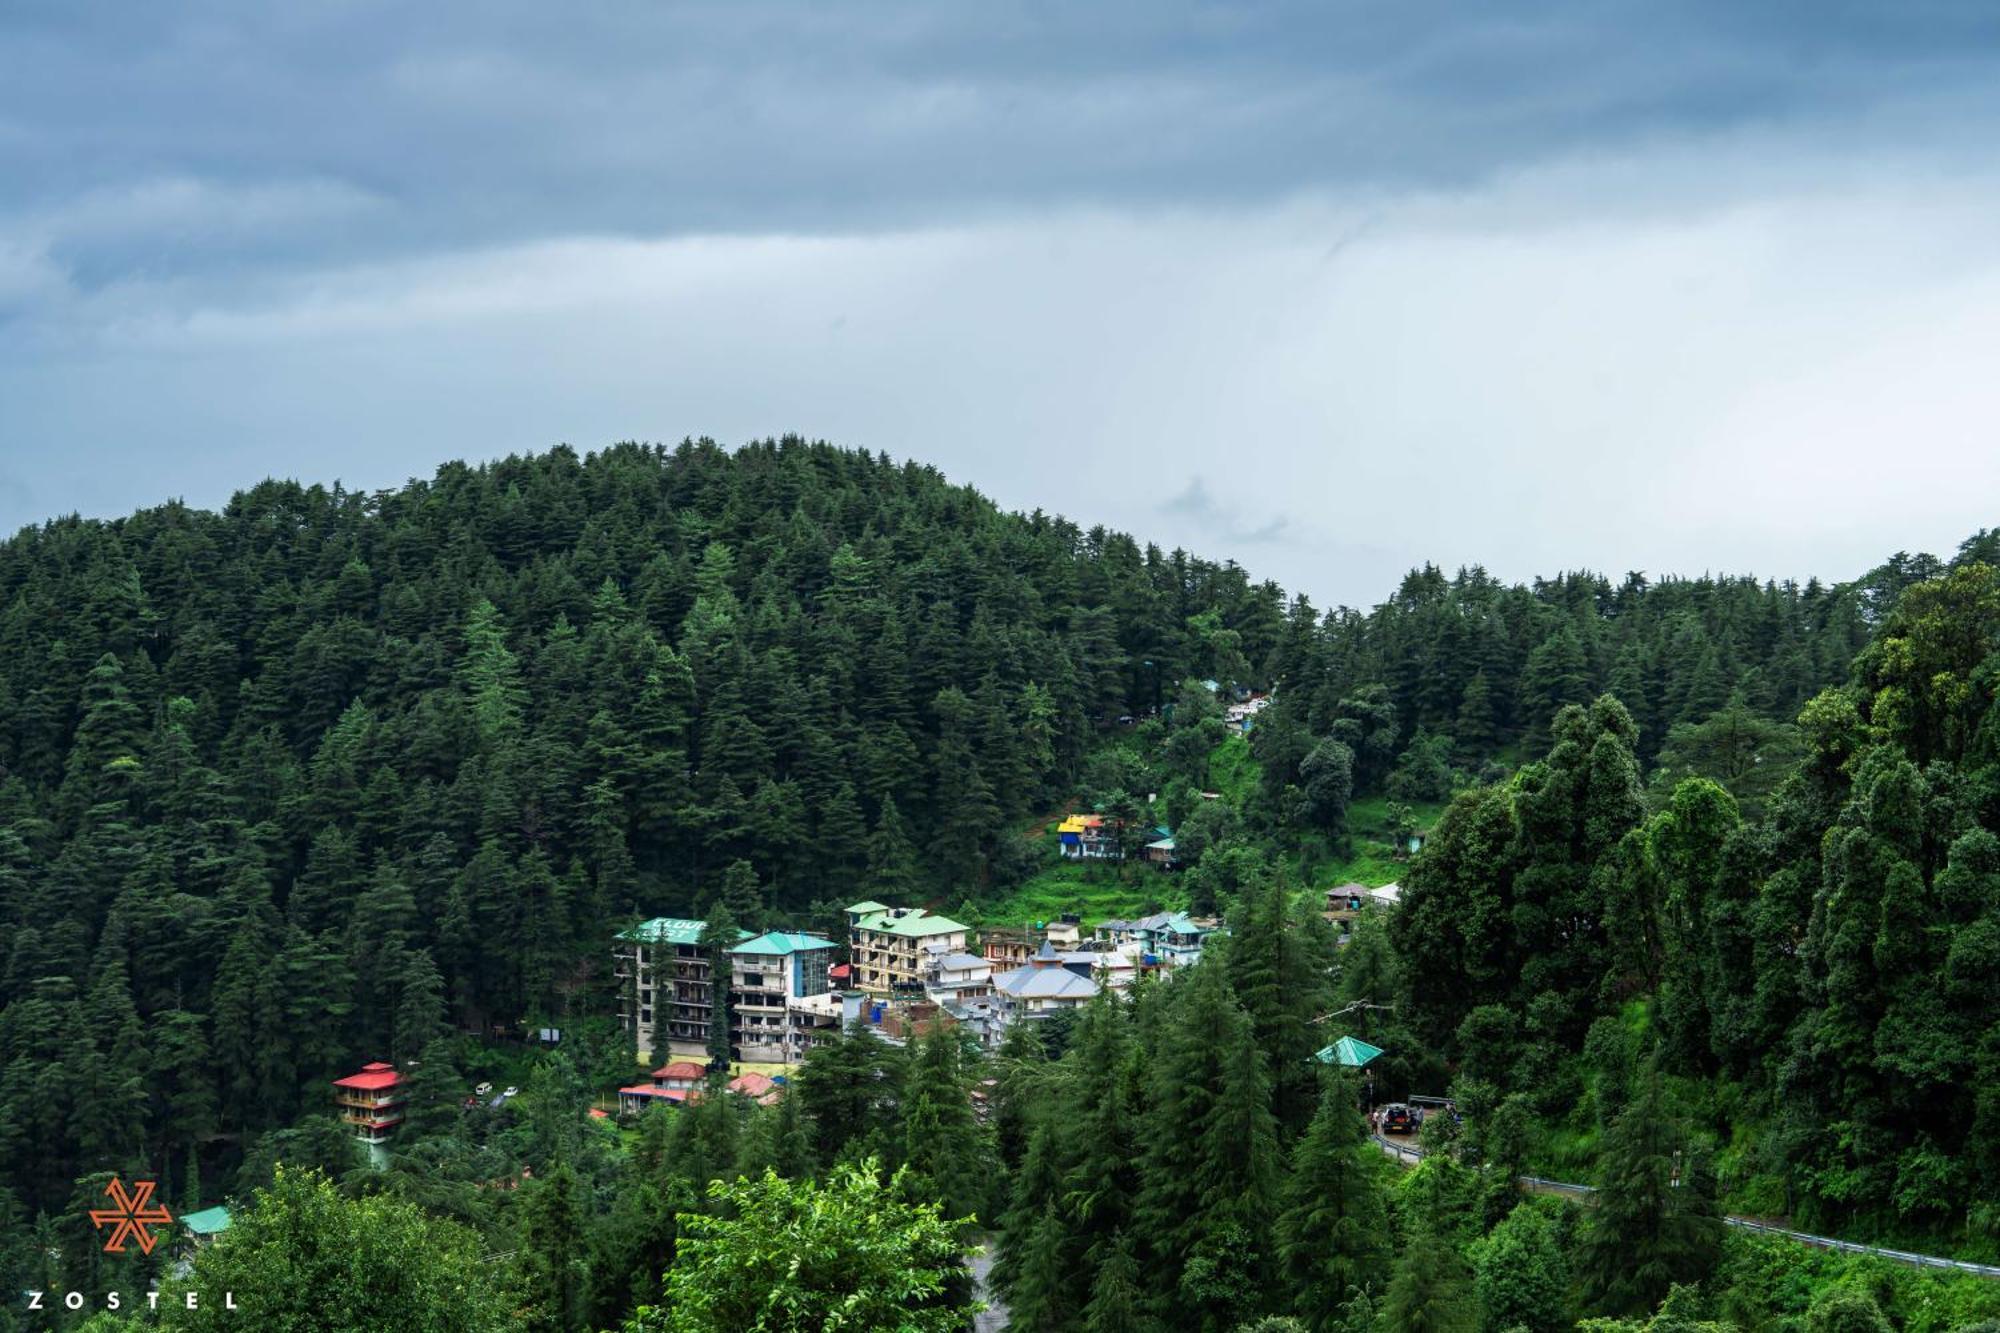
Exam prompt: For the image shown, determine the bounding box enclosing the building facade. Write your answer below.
[617,1060,707,1115]
[727,930,842,1064]
[1056,814,1122,860]
[1095,910,1218,967]
[979,927,1034,972]
[332,1061,405,1165]
[923,949,994,1005]
[847,902,970,994]
[615,917,752,1061]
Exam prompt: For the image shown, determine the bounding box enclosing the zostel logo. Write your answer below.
[89,1178,174,1255]
[21,1176,239,1314]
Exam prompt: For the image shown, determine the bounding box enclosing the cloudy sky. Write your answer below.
[4,2,1998,606]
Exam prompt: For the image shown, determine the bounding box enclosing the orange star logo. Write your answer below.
[89,1178,174,1255]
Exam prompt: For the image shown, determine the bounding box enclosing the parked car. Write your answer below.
[1381,1103,1419,1134]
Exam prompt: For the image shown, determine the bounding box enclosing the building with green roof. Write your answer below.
[845,904,969,994]
[614,917,754,1063]
[729,931,841,1064]
[181,1205,232,1249]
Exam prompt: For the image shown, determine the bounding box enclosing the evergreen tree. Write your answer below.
[513,1161,591,1333]
[1380,1224,1477,1333]
[1082,1229,1154,1333]
[1135,962,1281,1329]
[1578,1064,1723,1316]
[1276,1075,1388,1329]
[698,904,740,1070]
[901,1025,991,1222]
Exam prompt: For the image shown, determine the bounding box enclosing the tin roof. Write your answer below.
[851,907,968,938]
[332,1062,402,1091]
[182,1206,232,1236]
[732,931,837,956]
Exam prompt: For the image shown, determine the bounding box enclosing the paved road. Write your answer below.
[1369,1133,2000,1279]
[968,1236,1009,1331]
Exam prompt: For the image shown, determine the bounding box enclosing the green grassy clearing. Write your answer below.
[1296,794,1448,890]
[1206,732,1259,806]
[976,829,1183,929]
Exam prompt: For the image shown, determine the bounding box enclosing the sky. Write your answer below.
[3,2,1999,608]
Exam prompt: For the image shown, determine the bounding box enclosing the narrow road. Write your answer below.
[968,1235,1009,1331]
[1369,1133,2000,1278]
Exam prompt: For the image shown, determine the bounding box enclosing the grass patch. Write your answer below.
[1294,795,1449,890]
[1207,733,1260,807]
[977,832,1183,929]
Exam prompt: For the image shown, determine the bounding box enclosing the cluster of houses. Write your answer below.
[1055,815,1182,870]
[1224,695,1268,731]
[610,899,1225,1069]
[616,1061,786,1115]
[1195,679,1269,733]
[327,895,1238,1155]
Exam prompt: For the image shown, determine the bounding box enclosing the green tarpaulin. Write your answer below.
[1314,1035,1384,1067]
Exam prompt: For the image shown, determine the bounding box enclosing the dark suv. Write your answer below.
[1381,1103,1418,1134]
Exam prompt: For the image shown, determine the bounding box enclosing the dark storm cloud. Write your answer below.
[5,2,2000,606]
[4,0,1998,294]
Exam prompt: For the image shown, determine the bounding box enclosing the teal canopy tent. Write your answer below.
[1314,1034,1384,1068]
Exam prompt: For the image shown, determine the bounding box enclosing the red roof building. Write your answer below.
[649,1061,707,1089]
[726,1072,776,1099]
[332,1061,405,1145]
[617,1059,712,1115]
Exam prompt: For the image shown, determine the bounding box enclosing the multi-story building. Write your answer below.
[614,917,752,1061]
[728,931,842,1064]
[1056,814,1122,860]
[332,1061,405,1165]
[847,902,969,995]
[979,927,1035,972]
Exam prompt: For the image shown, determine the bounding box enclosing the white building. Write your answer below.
[923,948,994,1005]
[727,931,842,1064]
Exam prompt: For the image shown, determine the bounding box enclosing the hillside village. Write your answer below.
[320,874,1413,1167]
[316,872,1417,1163]
[610,899,1228,1083]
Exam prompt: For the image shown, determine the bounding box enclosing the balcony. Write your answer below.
[334,1091,406,1112]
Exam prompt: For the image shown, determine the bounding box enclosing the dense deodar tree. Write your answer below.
[0,439,1297,1225]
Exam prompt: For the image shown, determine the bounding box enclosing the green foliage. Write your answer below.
[623,1162,977,1333]
[900,1025,993,1222]
[1275,1075,1389,1328]
[1474,1201,1571,1333]
[1579,1065,1725,1316]
[1382,1224,1479,1333]
[158,1164,510,1332]
[3,442,1996,1333]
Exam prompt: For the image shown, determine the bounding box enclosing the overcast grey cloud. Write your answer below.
[3,2,1999,605]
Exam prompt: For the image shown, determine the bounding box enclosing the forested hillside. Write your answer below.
[1387,554,2000,1242]
[0,439,1289,1212]
[0,438,1995,1332]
